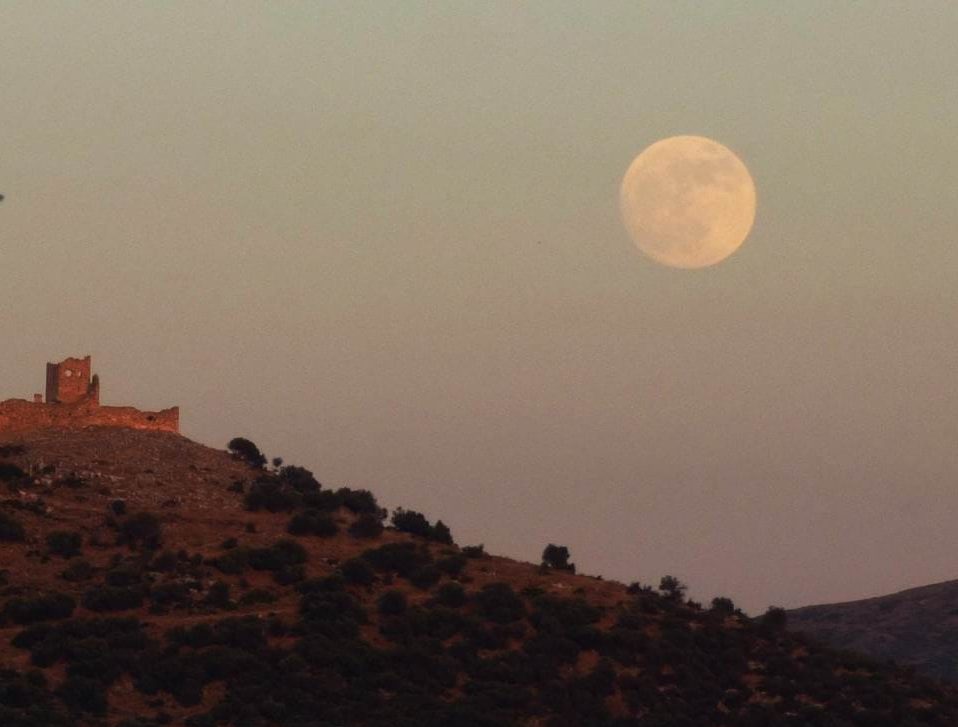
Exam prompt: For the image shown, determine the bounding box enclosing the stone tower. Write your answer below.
[45,356,99,405]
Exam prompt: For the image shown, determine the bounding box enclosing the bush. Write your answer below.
[378,590,408,616]
[210,548,250,575]
[227,437,267,468]
[711,596,736,615]
[541,544,575,573]
[244,478,300,512]
[436,553,467,576]
[409,565,441,591]
[436,582,467,608]
[238,589,277,606]
[46,531,82,559]
[287,509,338,537]
[760,606,788,632]
[0,511,26,541]
[341,558,376,586]
[60,559,95,582]
[348,513,384,538]
[110,499,127,515]
[3,592,76,624]
[57,675,108,715]
[118,512,163,549]
[82,585,144,612]
[149,582,193,609]
[361,542,432,577]
[205,581,232,609]
[658,575,687,602]
[462,544,485,559]
[476,583,525,624]
[392,508,454,544]
[0,462,27,482]
[338,488,382,515]
[247,539,308,572]
[278,465,320,493]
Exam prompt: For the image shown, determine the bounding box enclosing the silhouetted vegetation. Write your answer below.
[287,508,338,536]
[227,437,267,468]
[659,574,688,601]
[391,507,454,544]
[3,592,76,624]
[117,512,163,549]
[541,544,575,573]
[45,530,82,558]
[348,512,385,538]
[0,511,26,541]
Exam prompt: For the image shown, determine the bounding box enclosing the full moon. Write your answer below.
[619,135,756,269]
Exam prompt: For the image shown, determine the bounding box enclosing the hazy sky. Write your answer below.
[3,3,958,614]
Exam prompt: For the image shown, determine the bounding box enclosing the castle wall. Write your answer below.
[2,356,179,435]
[0,399,179,434]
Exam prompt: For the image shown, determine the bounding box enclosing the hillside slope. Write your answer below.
[0,428,956,726]
[788,580,958,683]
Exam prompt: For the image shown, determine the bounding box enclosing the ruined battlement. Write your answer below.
[0,356,179,434]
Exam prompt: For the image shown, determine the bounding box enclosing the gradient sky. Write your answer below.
[3,3,958,614]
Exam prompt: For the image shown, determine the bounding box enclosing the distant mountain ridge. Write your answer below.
[788,579,958,682]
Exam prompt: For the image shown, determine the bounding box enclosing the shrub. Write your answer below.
[227,437,267,468]
[60,559,95,582]
[46,531,82,558]
[247,539,308,572]
[273,564,306,585]
[711,596,737,615]
[436,582,467,608]
[278,465,320,493]
[57,675,108,715]
[0,462,27,482]
[82,585,144,612]
[149,582,193,609]
[341,558,376,586]
[436,553,467,576]
[433,521,453,545]
[760,606,788,632]
[541,544,575,573]
[361,542,432,577]
[378,590,408,616]
[462,544,485,559]
[118,512,162,549]
[3,592,76,624]
[392,508,454,544]
[238,589,276,606]
[347,513,384,538]
[0,511,26,541]
[205,581,232,609]
[210,548,250,575]
[150,550,179,573]
[409,565,441,591]
[110,499,127,516]
[338,488,382,515]
[287,509,338,537]
[658,575,687,602]
[244,478,300,512]
[476,583,525,624]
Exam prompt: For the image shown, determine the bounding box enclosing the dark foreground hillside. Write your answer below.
[789,580,958,683]
[0,428,956,727]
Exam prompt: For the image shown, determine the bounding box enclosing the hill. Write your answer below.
[788,580,958,683]
[1,427,957,726]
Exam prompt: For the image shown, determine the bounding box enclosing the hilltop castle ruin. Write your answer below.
[0,356,179,434]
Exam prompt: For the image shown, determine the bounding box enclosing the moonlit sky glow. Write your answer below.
[2,3,958,613]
